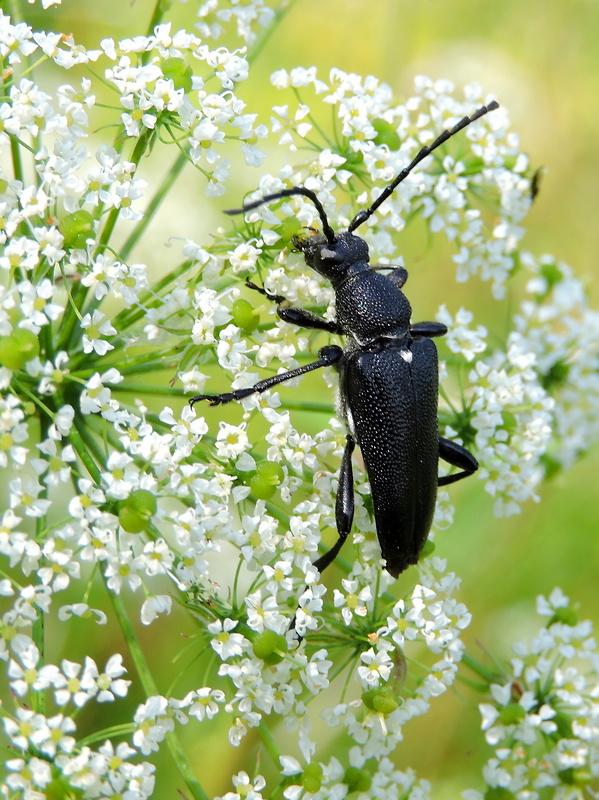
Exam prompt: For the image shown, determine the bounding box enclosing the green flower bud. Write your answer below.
[302,762,323,794]
[539,261,563,292]
[161,57,193,92]
[277,215,303,244]
[0,328,39,370]
[343,766,372,793]
[247,461,285,500]
[498,702,526,725]
[231,298,260,332]
[46,777,84,800]
[484,788,516,800]
[558,767,593,786]
[372,118,401,150]
[118,489,158,533]
[252,630,288,665]
[548,606,578,627]
[361,686,400,715]
[59,209,95,248]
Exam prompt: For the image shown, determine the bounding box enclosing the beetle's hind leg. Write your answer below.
[246,279,343,334]
[313,434,355,574]
[291,435,355,637]
[438,437,478,486]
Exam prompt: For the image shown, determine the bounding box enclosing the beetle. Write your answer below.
[190,100,498,578]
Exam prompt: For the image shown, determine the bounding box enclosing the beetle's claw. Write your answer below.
[189,394,219,407]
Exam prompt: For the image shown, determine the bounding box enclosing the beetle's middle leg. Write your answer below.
[438,437,478,486]
[312,434,355,574]
[189,345,343,407]
[411,321,448,338]
[246,279,342,334]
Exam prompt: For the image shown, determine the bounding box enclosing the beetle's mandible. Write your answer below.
[190,101,499,578]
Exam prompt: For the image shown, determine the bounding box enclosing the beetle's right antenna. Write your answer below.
[225,187,336,245]
[348,100,499,233]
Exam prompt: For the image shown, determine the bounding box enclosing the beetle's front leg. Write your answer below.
[312,434,355,574]
[246,279,343,334]
[438,437,478,486]
[369,264,408,289]
[190,345,344,407]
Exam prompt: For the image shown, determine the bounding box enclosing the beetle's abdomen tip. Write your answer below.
[384,553,420,580]
[384,559,406,579]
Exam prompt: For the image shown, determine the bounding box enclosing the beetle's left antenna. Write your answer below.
[348,100,499,233]
[224,187,336,245]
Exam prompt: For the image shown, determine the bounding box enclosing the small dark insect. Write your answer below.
[191,101,499,578]
[530,166,543,202]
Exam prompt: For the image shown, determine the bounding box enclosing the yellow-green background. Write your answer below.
[14,0,599,797]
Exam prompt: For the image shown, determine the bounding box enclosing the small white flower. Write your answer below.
[357,647,393,688]
[215,421,250,460]
[187,687,226,721]
[81,310,117,355]
[208,618,248,660]
[140,594,172,625]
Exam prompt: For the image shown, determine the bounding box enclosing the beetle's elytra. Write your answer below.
[191,101,499,577]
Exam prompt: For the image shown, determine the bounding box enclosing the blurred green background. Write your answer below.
[16,0,599,797]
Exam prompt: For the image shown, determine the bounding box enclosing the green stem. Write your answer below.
[461,652,502,684]
[111,383,186,396]
[258,720,282,765]
[145,0,173,45]
[110,260,195,332]
[7,0,23,23]
[70,421,104,485]
[96,131,153,252]
[56,281,88,355]
[78,722,135,747]
[31,411,52,714]
[10,377,54,419]
[279,401,335,415]
[68,344,182,374]
[110,589,209,800]
[247,0,300,63]
[455,674,490,693]
[31,542,45,715]
[120,150,189,262]
[8,132,29,244]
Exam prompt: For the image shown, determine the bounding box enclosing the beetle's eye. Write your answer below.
[320,246,342,263]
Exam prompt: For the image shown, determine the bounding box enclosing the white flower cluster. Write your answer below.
[464,589,599,800]
[0,2,597,799]
[2,638,152,797]
[469,335,554,516]
[197,0,276,45]
[248,70,529,299]
[515,253,599,469]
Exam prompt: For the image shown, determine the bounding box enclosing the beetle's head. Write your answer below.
[293,230,369,283]
[225,187,367,283]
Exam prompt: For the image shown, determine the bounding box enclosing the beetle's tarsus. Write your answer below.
[245,279,286,305]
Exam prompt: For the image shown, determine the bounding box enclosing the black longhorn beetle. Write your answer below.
[190,100,498,578]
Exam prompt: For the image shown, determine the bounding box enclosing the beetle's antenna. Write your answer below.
[348,100,499,233]
[225,187,336,244]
